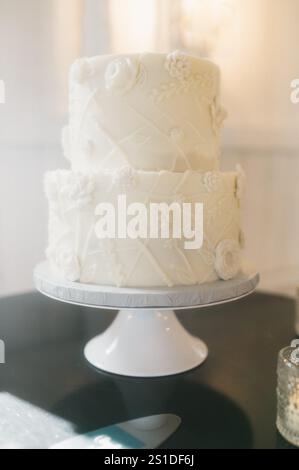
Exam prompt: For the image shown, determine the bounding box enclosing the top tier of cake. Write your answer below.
[63,52,227,173]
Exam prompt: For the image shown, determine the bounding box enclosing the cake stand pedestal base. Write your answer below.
[84,309,208,377]
[34,262,259,378]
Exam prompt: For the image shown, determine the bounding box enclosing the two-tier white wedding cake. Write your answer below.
[45,52,245,288]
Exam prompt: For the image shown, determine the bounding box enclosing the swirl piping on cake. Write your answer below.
[214,239,241,281]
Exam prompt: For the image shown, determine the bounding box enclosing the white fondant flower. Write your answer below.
[165,51,192,81]
[215,239,241,281]
[47,246,80,282]
[105,57,140,94]
[203,172,220,192]
[112,167,139,192]
[62,126,71,161]
[71,58,94,84]
[61,173,95,210]
[45,171,95,210]
[235,164,246,202]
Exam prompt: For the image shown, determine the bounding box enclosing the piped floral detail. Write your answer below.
[45,171,95,211]
[165,51,192,81]
[215,239,241,281]
[47,246,81,282]
[112,167,139,192]
[150,72,215,104]
[105,57,141,94]
[71,58,94,85]
[235,164,246,202]
[203,172,220,192]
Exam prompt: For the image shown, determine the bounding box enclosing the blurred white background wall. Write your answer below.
[0,0,299,296]
[0,0,83,296]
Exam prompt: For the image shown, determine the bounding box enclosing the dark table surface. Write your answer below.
[0,290,298,449]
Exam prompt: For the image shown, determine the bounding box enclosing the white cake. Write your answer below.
[45,51,245,288]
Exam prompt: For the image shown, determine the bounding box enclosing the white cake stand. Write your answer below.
[34,262,259,378]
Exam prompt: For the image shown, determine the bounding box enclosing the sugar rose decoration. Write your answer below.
[47,246,80,282]
[215,239,241,281]
[45,171,95,210]
[60,173,95,210]
[165,51,192,81]
[203,172,220,192]
[105,57,140,94]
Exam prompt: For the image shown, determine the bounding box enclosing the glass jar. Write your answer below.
[277,343,299,446]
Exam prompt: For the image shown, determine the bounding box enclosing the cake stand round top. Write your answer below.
[34,262,259,311]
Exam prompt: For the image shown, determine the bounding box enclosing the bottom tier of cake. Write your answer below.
[45,167,245,288]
